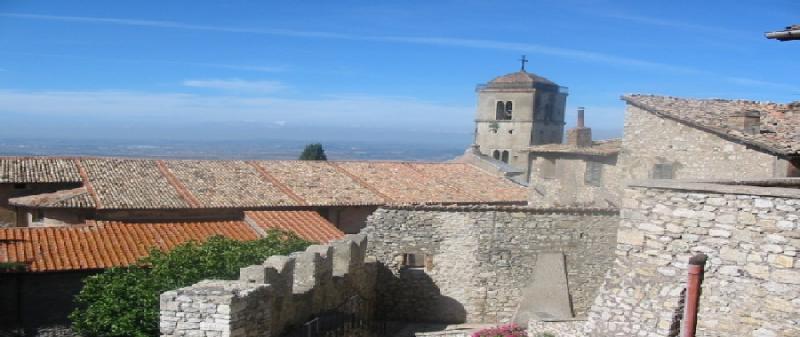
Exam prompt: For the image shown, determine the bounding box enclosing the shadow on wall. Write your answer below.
[375,264,466,324]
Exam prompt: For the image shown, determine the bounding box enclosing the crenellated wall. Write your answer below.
[365,205,619,324]
[159,234,376,337]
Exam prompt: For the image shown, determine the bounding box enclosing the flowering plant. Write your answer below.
[471,323,528,337]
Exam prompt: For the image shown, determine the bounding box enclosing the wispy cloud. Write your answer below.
[0,12,701,74]
[725,77,800,93]
[593,11,751,38]
[0,88,473,130]
[183,79,287,93]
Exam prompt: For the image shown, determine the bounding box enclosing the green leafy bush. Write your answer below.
[70,231,309,337]
[299,143,328,160]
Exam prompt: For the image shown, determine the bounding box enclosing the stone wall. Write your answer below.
[527,319,586,337]
[585,180,800,337]
[364,206,619,324]
[617,105,782,182]
[529,155,621,208]
[160,234,376,337]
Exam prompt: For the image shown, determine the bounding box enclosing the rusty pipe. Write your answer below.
[682,253,707,337]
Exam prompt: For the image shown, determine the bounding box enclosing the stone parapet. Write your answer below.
[160,234,376,337]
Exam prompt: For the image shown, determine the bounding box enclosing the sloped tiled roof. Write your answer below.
[1,157,528,209]
[245,210,343,243]
[0,158,82,183]
[257,161,381,206]
[488,71,556,86]
[0,220,258,272]
[623,94,800,157]
[8,187,96,208]
[0,210,341,272]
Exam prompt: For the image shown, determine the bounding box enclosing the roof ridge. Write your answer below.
[73,159,103,209]
[328,162,393,203]
[247,161,308,206]
[156,160,201,208]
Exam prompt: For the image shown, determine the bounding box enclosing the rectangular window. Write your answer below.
[585,161,603,186]
[652,163,674,179]
[540,158,556,179]
[13,183,27,190]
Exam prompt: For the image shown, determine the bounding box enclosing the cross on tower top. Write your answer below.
[519,55,528,71]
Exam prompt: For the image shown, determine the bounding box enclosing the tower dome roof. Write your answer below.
[488,70,556,86]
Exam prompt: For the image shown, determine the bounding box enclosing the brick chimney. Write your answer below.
[567,107,592,147]
[728,110,761,135]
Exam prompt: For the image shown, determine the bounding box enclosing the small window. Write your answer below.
[13,183,27,190]
[652,163,674,179]
[585,162,603,186]
[402,253,426,269]
[501,151,509,163]
[540,158,556,179]
[492,150,500,160]
[505,101,513,118]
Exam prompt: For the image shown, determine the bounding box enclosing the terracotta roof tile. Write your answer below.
[245,210,343,243]
[80,159,189,209]
[2,157,529,208]
[258,161,383,206]
[165,160,297,208]
[0,158,81,183]
[0,220,259,272]
[623,94,800,157]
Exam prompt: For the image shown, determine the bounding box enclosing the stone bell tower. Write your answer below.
[473,56,568,178]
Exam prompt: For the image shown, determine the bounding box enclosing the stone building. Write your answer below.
[528,108,622,207]
[473,66,568,181]
[619,95,800,181]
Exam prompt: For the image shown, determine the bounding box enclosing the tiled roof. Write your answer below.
[8,187,96,208]
[166,160,297,208]
[488,71,556,86]
[0,158,81,183]
[245,210,343,243]
[623,94,800,157]
[334,162,465,203]
[1,157,528,209]
[527,139,621,157]
[0,220,259,272]
[257,161,381,205]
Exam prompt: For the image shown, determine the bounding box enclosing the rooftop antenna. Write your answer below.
[519,55,528,71]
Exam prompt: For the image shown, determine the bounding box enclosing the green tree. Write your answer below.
[70,232,309,337]
[299,143,328,160]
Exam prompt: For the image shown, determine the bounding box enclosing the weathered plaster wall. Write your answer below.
[529,155,621,207]
[585,181,800,337]
[618,105,780,182]
[365,206,619,324]
[160,234,376,337]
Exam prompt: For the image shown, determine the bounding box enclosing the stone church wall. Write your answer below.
[618,105,781,182]
[585,181,800,337]
[159,234,376,337]
[364,206,619,324]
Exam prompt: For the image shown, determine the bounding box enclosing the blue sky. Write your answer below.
[0,0,798,143]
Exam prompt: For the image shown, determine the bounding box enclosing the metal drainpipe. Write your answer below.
[682,253,708,337]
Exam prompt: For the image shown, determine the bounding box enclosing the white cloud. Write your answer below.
[182,79,286,93]
[0,89,472,130]
[0,12,700,73]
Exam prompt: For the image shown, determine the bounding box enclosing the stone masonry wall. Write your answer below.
[530,155,621,208]
[617,105,780,182]
[364,206,619,324]
[585,181,800,337]
[160,234,376,337]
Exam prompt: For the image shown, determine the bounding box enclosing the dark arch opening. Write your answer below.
[501,150,509,163]
[492,150,500,160]
[505,101,513,119]
[496,102,505,120]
